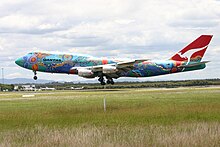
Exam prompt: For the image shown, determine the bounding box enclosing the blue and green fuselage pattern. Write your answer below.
[15,52,206,78]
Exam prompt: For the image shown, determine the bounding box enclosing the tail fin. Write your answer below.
[170,35,213,63]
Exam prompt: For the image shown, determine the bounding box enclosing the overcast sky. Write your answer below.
[0,0,220,82]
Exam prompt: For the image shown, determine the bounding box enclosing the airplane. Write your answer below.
[15,35,212,85]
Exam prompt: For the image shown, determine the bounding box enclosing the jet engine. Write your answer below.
[77,69,95,78]
[103,65,118,74]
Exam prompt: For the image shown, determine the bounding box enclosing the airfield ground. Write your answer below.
[0,87,220,146]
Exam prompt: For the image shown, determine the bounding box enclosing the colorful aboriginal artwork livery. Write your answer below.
[17,53,112,72]
[15,35,212,85]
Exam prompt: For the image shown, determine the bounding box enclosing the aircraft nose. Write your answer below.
[15,57,24,66]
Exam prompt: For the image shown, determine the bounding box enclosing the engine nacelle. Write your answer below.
[103,65,118,74]
[78,69,95,78]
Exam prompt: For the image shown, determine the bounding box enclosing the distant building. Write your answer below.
[40,87,56,91]
[70,87,84,90]
[20,85,36,91]
[14,86,19,91]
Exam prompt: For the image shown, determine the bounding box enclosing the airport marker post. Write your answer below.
[104,98,106,112]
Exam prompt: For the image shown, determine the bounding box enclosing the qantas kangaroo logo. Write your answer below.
[177,45,208,65]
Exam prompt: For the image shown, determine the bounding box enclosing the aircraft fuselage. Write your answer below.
[15,52,205,78]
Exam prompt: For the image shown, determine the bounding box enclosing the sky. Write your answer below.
[0,0,220,82]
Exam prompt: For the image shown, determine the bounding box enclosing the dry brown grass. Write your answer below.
[0,122,220,147]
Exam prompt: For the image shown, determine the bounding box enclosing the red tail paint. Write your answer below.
[170,35,213,62]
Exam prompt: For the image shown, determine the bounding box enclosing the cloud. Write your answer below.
[167,0,220,29]
[169,20,219,29]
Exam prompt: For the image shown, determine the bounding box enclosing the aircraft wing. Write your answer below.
[70,59,148,78]
[116,59,148,68]
[91,59,148,72]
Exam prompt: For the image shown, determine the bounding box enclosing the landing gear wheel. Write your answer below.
[98,77,103,82]
[33,75,37,80]
[107,78,114,85]
[107,80,111,84]
[98,76,106,85]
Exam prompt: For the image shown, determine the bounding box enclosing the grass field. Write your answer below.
[0,87,220,146]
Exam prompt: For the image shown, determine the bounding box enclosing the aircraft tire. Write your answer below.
[107,80,111,84]
[33,76,38,80]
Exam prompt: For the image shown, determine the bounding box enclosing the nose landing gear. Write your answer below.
[33,71,37,80]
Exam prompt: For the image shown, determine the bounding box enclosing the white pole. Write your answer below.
[104,98,106,112]
[1,68,4,85]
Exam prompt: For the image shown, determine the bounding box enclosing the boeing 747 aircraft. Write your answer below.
[15,35,212,85]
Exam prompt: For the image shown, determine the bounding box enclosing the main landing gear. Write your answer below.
[33,71,37,80]
[98,76,114,85]
[98,77,105,85]
[107,78,114,85]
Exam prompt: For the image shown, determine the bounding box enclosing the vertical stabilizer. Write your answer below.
[170,35,213,63]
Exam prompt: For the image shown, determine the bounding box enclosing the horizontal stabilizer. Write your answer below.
[177,61,210,68]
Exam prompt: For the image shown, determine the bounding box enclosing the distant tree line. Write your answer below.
[35,78,220,90]
[0,84,14,91]
[1,79,220,91]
